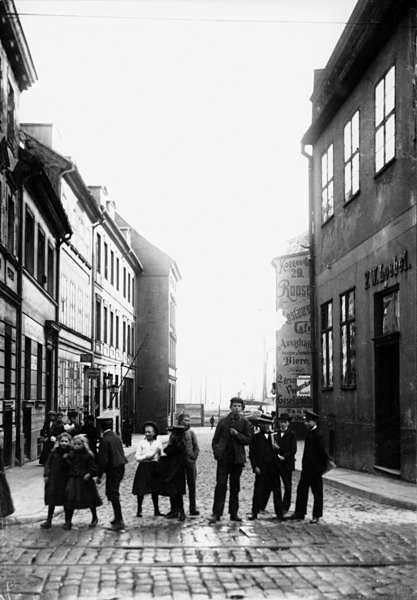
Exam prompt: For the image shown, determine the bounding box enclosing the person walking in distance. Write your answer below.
[210,397,252,523]
[287,410,328,524]
[272,413,297,515]
[210,416,215,430]
[96,418,128,532]
[177,413,200,516]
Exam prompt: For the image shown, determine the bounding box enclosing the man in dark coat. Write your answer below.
[39,411,65,465]
[67,411,82,437]
[288,410,328,523]
[248,414,283,520]
[273,413,297,514]
[81,415,98,458]
[96,418,128,531]
[210,397,252,523]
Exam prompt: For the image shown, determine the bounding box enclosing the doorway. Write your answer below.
[375,340,400,470]
[3,410,13,467]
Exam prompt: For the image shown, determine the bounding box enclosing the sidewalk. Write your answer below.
[296,441,416,512]
[4,432,416,525]
[4,433,168,525]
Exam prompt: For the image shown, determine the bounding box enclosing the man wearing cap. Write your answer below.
[177,413,200,516]
[248,414,283,520]
[288,410,328,524]
[97,418,128,531]
[210,397,252,523]
[39,411,65,465]
[66,411,82,437]
[272,413,297,514]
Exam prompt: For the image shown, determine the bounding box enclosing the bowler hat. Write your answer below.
[47,410,57,416]
[143,421,159,436]
[304,410,320,420]
[277,413,292,422]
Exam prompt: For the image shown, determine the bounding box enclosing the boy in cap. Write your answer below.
[248,414,283,520]
[177,414,200,516]
[210,397,252,523]
[288,410,328,523]
[272,412,297,514]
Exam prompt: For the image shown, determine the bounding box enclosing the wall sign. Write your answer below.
[365,250,411,290]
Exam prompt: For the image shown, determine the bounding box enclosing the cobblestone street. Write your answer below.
[1,428,416,600]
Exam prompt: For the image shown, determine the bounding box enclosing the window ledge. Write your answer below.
[340,385,356,391]
[373,465,401,478]
[321,214,335,228]
[343,190,360,207]
[374,156,396,180]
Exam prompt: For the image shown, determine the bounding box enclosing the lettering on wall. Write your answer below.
[365,250,411,290]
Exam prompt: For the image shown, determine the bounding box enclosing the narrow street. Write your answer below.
[1,428,416,600]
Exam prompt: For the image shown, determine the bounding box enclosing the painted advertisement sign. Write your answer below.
[273,251,313,410]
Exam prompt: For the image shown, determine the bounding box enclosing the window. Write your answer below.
[7,81,15,142]
[103,306,108,344]
[102,373,107,410]
[47,244,54,297]
[96,298,101,340]
[4,326,12,399]
[78,288,83,332]
[376,289,400,335]
[131,277,135,307]
[70,282,76,329]
[169,337,176,368]
[340,290,356,387]
[321,301,333,389]
[37,343,43,399]
[104,242,108,280]
[25,208,35,275]
[96,233,101,273]
[131,326,135,355]
[37,227,45,285]
[7,191,15,254]
[123,267,127,297]
[24,337,31,399]
[84,293,90,337]
[344,111,360,202]
[123,321,126,352]
[116,258,120,291]
[321,144,334,223]
[115,315,119,349]
[110,250,114,285]
[110,311,114,346]
[375,66,395,173]
[128,273,131,302]
[60,274,67,324]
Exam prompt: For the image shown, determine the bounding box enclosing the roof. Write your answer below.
[302,0,411,146]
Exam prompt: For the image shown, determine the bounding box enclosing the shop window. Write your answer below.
[321,301,333,389]
[344,110,360,202]
[375,66,395,173]
[340,289,356,387]
[321,143,334,223]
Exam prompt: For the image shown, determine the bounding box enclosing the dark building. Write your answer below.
[115,215,181,434]
[302,0,416,482]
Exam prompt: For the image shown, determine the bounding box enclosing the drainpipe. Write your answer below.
[56,232,72,412]
[301,142,318,413]
[91,214,106,416]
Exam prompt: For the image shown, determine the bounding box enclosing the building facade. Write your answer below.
[115,214,181,434]
[302,0,416,482]
[89,188,143,435]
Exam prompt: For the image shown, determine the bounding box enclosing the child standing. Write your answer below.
[159,425,187,521]
[132,421,163,517]
[63,434,102,530]
[40,432,72,529]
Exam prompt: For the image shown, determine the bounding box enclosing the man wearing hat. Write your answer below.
[39,411,65,465]
[66,411,82,437]
[248,414,283,520]
[210,397,252,523]
[288,410,328,524]
[272,412,297,515]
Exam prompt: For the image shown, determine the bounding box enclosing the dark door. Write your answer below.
[375,340,400,470]
[23,407,32,460]
[3,410,13,467]
[46,348,53,412]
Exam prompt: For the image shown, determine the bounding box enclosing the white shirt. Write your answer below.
[135,438,163,463]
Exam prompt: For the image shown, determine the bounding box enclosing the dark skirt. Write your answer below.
[132,462,159,496]
[65,476,103,509]
[0,473,14,518]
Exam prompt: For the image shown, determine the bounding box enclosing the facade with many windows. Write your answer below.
[302,0,416,482]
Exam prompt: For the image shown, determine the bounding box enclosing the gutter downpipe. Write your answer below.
[301,141,319,414]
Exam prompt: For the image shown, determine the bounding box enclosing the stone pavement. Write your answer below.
[1,428,416,599]
[4,428,416,525]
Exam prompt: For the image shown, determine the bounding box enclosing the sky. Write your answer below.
[16,0,358,407]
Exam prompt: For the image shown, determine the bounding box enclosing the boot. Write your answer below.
[152,494,163,516]
[136,495,143,518]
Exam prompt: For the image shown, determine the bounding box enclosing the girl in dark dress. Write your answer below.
[132,422,163,517]
[0,426,14,523]
[40,431,72,529]
[63,434,102,530]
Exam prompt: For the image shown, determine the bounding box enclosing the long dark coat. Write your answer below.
[302,428,328,474]
[64,448,102,509]
[44,446,70,506]
[158,442,186,498]
[273,429,297,471]
[39,421,65,465]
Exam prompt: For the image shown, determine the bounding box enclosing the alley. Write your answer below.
[1,428,416,600]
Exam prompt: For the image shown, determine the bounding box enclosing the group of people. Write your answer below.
[209,396,329,524]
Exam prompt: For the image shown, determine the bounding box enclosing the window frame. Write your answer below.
[321,143,334,224]
[375,65,396,174]
[344,110,360,203]
[321,300,333,390]
[340,289,356,389]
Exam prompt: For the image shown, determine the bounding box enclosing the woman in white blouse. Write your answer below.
[132,421,163,517]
